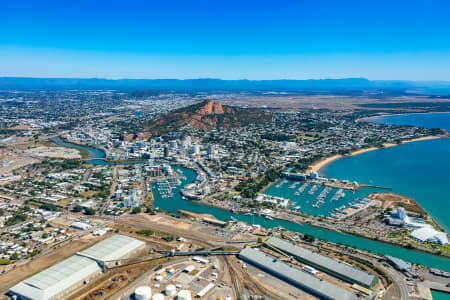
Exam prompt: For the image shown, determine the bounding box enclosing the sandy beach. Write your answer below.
[308,135,442,173]
[309,155,342,173]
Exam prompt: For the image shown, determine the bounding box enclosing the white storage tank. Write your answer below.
[165,284,176,296]
[134,286,152,300]
[177,290,192,300]
[152,294,165,300]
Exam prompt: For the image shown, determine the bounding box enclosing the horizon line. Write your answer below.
[1,76,449,83]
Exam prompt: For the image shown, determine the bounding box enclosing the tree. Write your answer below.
[136,229,154,236]
[40,203,58,211]
[72,205,82,212]
[303,234,315,242]
[132,207,142,214]
[162,235,174,242]
[84,208,95,215]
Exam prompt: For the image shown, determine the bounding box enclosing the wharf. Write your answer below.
[357,184,392,191]
[422,281,450,294]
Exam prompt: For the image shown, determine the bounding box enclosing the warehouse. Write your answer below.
[239,247,356,300]
[9,235,146,300]
[386,255,412,272]
[77,234,145,262]
[264,237,378,289]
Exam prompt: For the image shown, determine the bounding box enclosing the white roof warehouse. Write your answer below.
[264,237,378,289]
[9,235,145,300]
[239,247,356,300]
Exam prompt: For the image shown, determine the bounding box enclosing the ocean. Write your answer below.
[320,112,450,232]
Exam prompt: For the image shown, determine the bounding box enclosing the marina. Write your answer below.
[275,179,288,188]
[308,184,319,195]
[151,166,450,272]
[289,181,300,189]
[294,183,309,195]
[331,188,345,201]
[322,113,450,232]
[155,178,183,199]
[52,137,450,272]
[265,178,380,218]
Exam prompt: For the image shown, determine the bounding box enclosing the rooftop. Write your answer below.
[9,255,100,300]
[78,234,146,262]
[265,237,378,288]
[239,247,356,300]
[9,235,146,300]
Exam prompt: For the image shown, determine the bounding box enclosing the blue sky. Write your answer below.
[1,0,449,80]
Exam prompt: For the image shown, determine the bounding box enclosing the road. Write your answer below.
[332,246,409,300]
[81,167,92,183]
[381,263,409,300]
[100,165,118,215]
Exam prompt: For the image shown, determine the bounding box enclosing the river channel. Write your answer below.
[52,137,450,272]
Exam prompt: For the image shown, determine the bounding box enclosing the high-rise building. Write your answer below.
[396,207,407,221]
[169,140,177,150]
[193,144,200,155]
[164,146,170,158]
[182,135,191,147]
[123,188,141,208]
[208,144,216,160]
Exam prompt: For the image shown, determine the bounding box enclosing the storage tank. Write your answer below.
[152,294,165,300]
[165,284,176,296]
[134,286,152,300]
[177,290,192,300]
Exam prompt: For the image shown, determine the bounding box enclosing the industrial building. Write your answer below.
[264,237,378,289]
[410,226,449,245]
[9,235,146,300]
[386,255,412,272]
[239,247,356,300]
[77,234,145,263]
[281,172,307,181]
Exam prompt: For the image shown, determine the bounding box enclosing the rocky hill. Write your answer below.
[145,100,271,136]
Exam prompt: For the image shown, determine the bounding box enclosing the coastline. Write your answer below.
[193,197,450,258]
[356,111,450,123]
[309,135,442,173]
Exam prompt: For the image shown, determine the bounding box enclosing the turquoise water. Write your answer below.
[265,180,380,217]
[323,113,450,232]
[53,132,450,271]
[369,112,450,130]
[431,290,450,300]
[152,166,450,272]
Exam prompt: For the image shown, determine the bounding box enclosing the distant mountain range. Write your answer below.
[1,77,450,94]
[145,100,271,136]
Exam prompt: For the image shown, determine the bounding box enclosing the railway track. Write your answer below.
[223,256,243,299]
[227,256,285,300]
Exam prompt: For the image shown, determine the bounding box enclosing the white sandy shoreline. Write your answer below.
[309,135,443,173]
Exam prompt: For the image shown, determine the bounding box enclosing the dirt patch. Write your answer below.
[144,215,192,231]
[367,192,425,213]
[0,234,111,292]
